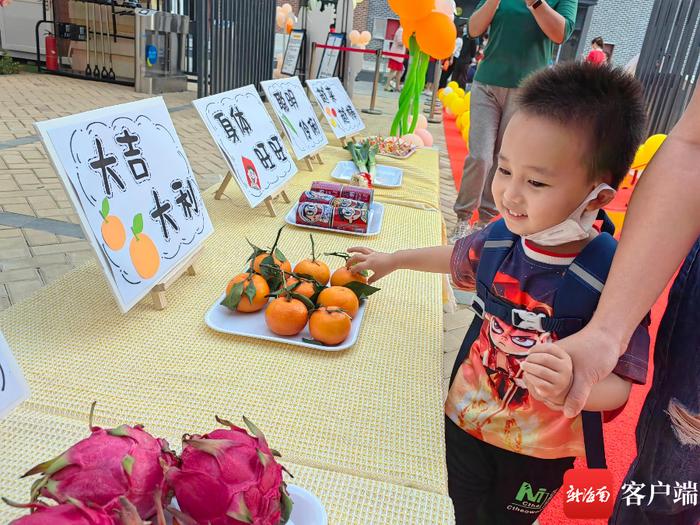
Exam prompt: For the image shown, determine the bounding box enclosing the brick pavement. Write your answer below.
[0,71,473,398]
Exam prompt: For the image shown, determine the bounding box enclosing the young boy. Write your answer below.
[347,63,650,524]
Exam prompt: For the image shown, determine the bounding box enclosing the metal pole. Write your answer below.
[307,41,317,94]
[362,49,383,115]
[427,57,442,123]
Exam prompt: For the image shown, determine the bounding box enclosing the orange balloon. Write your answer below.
[401,20,416,49]
[285,18,294,34]
[415,12,457,59]
[389,0,433,21]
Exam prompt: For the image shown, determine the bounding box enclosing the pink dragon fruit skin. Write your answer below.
[6,500,114,525]
[4,495,158,525]
[164,416,292,525]
[22,405,178,520]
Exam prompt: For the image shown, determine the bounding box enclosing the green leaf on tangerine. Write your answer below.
[342,280,380,300]
[221,281,245,310]
[243,280,257,305]
[291,292,315,311]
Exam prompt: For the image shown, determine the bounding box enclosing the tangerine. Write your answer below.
[101,215,126,251]
[294,259,330,285]
[226,273,270,313]
[330,267,368,287]
[253,252,292,275]
[309,307,352,345]
[265,297,309,336]
[317,286,359,318]
[285,276,316,299]
[129,233,160,279]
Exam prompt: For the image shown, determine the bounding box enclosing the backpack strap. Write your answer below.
[551,232,617,470]
[470,219,518,319]
[551,232,617,335]
[450,220,517,387]
[597,209,616,236]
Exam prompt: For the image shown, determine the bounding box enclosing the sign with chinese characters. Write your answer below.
[261,77,328,161]
[281,30,304,77]
[0,331,30,421]
[35,97,214,313]
[317,32,345,79]
[193,85,298,208]
[306,77,365,139]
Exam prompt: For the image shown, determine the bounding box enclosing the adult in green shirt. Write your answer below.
[449,0,578,242]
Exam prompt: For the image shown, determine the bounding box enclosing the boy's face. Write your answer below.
[492,111,612,237]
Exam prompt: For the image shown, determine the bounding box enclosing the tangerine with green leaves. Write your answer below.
[265,296,309,336]
[294,259,330,286]
[285,276,316,300]
[225,273,270,313]
[253,252,292,275]
[330,267,368,287]
[309,307,352,346]
[317,286,360,318]
[294,234,329,285]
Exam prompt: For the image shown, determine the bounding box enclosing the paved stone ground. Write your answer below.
[0,71,473,400]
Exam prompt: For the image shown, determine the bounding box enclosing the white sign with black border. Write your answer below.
[261,76,328,161]
[35,97,214,313]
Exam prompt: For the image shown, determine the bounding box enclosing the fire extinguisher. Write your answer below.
[45,31,58,71]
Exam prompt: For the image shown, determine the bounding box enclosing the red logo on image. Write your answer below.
[563,468,616,519]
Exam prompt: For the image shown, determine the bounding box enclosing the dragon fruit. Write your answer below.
[164,416,292,525]
[4,496,154,525]
[22,404,177,520]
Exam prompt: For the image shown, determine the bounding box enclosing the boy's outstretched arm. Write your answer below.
[347,245,454,284]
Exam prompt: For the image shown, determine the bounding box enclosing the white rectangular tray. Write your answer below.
[285,201,384,237]
[205,293,366,351]
[331,160,403,188]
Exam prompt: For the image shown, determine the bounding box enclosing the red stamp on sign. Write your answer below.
[563,468,616,519]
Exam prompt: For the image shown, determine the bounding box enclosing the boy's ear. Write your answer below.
[585,187,616,212]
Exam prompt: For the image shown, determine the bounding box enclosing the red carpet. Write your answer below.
[442,111,668,524]
[442,111,469,191]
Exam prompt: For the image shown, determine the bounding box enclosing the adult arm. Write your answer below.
[527,0,576,45]
[535,86,700,417]
[468,0,499,38]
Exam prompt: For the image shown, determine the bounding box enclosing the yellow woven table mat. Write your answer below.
[0,407,454,524]
[0,189,447,494]
[287,144,441,210]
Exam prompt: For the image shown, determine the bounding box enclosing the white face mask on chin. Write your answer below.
[522,183,615,246]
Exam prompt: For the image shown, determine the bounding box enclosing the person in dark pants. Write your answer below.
[440,23,468,89]
[527,86,700,525]
[452,35,479,89]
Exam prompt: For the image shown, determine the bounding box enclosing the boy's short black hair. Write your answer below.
[592,36,604,47]
[518,62,647,189]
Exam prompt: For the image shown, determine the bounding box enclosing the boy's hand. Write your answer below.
[347,247,396,284]
[521,334,573,411]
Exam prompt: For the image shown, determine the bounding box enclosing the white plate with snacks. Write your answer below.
[205,293,366,352]
[331,161,403,188]
[284,202,384,237]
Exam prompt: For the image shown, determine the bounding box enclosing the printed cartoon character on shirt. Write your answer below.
[446,272,586,456]
[241,156,261,191]
[482,276,552,404]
